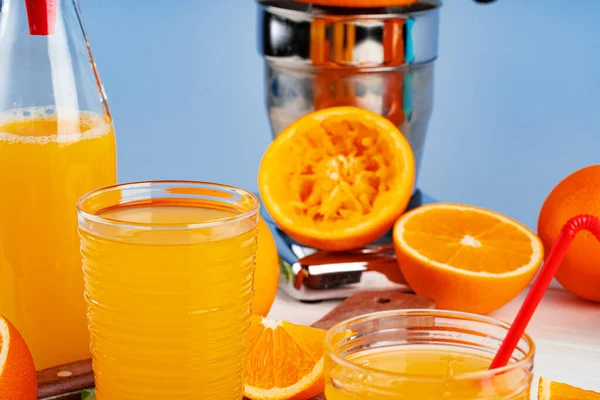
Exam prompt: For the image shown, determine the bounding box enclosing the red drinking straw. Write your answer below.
[490,214,600,369]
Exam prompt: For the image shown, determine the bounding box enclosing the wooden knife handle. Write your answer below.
[37,359,94,399]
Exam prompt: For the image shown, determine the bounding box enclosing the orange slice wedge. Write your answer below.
[258,106,415,251]
[539,377,600,399]
[393,203,544,314]
[0,315,37,400]
[244,316,325,400]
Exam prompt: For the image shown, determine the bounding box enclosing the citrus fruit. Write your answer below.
[244,316,325,400]
[538,165,600,302]
[539,377,600,399]
[0,315,37,400]
[258,106,415,252]
[294,0,418,8]
[393,203,544,314]
[252,218,280,317]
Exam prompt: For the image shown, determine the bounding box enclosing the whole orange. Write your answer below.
[251,218,280,317]
[538,165,600,302]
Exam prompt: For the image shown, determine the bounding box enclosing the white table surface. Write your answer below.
[268,281,600,395]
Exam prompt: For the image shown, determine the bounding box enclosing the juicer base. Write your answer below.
[260,189,437,302]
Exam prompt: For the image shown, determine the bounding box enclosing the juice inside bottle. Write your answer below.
[326,345,531,399]
[79,200,257,398]
[0,107,116,369]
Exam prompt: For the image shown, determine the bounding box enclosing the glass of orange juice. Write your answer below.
[325,310,535,400]
[77,181,259,399]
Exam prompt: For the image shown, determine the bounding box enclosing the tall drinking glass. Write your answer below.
[77,181,259,399]
[325,310,535,400]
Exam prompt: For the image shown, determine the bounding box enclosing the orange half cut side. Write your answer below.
[0,316,37,400]
[393,203,544,314]
[259,106,415,251]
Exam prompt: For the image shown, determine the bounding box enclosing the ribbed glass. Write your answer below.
[77,181,259,399]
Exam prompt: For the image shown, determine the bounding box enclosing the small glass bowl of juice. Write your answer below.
[324,310,535,400]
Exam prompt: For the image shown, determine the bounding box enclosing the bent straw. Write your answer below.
[490,214,600,369]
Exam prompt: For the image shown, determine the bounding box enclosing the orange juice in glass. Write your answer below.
[77,181,259,399]
[0,107,116,369]
[325,310,534,400]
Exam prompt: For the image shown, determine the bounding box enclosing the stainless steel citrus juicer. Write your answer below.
[256,0,492,301]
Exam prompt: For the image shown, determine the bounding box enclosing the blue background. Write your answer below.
[81,0,600,230]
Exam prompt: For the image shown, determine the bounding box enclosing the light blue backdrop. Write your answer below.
[81,0,600,230]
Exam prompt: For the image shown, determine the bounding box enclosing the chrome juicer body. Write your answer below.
[257,0,441,301]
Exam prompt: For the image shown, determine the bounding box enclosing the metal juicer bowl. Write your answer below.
[256,0,441,300]
[258,0,441,184]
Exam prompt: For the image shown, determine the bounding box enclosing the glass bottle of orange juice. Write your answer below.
[0,0,116,370]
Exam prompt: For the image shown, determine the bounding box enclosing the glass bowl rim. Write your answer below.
[324,308,536,382]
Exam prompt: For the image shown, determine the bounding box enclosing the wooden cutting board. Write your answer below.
[37,290,434,400]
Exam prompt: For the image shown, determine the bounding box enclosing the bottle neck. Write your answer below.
[0,0,110,118]
[3,0,81,36]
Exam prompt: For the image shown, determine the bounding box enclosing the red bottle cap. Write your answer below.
[25,0,57,36]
